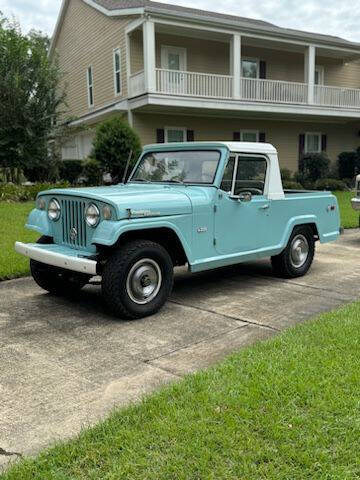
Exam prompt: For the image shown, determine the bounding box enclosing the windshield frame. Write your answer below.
[128,149,222,186]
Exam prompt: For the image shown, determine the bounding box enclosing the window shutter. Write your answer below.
[299,134,305,157]
[156,128,165,143]
[233,132,241,141]
[321,134,327,152]
[259,61,266,79]
[187,130,194,142]
[259,132,266,143]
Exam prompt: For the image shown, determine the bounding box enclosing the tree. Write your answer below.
[92,116,142,181]
[0,14,66,180]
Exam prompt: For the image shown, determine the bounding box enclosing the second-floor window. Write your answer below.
[242,59,259,79]
[87,66,94,107]
[113,48,121,95]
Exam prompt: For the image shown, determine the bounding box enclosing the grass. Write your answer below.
[0,202,38,280]
[2,301,360,479]
[333,191,359,229]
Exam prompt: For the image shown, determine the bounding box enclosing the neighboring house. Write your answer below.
[51,0,360,172]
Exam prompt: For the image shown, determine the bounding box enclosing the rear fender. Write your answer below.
[281,215,320,248]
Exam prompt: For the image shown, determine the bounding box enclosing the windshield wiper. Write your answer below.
[161,179,185,184]
[129,179,151,183]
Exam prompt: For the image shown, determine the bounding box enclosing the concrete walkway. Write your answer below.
[1,230,360,468]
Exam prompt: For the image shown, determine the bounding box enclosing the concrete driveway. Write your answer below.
[1,230,360,468]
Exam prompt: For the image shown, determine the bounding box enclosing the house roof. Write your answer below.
[90,0,360,50]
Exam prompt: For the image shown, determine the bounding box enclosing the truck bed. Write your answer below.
[283,189,328,195]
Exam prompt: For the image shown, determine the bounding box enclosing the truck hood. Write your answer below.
[40,184,193,219]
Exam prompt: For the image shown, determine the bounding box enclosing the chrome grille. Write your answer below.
[60,199,87,249]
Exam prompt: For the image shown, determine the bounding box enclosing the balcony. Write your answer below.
[129,69,360,110]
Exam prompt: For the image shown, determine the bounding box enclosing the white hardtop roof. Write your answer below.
[144,141,278,154]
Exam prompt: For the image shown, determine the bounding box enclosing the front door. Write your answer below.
[214,154,276,255]
[161,46,187,94]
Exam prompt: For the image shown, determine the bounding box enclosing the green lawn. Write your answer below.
[0,202,38,280]
[2,301,360,479]
[333,191,359,229]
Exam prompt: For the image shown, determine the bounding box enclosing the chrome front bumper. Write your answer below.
[351,197,360,211]
[15,242,97,275]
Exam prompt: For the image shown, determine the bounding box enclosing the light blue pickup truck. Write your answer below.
[16,142,340,319]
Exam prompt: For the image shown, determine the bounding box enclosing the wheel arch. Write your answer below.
[97,226,190,267]
[283,216,320,248]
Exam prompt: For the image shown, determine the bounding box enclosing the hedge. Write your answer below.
[0,182,70,202]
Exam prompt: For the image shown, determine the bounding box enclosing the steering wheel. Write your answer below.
[236,188,263,195]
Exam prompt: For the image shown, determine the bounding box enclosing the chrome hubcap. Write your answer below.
[290,234,309,268]
[126,259,162,305]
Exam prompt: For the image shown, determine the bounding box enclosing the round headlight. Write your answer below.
[37,197,46,210]
[48,198,61,221]
[103,205,112,220]
[85,203,100,227]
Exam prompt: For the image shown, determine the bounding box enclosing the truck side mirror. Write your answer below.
[230,192,252,203]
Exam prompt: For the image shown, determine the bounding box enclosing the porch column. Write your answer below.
[304,45,315,104]
[143,20,156,93]
[231,34,241,99]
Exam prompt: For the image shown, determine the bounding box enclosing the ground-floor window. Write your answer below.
[165,127,187,143]
[240,130,259,142]
[305,132,321,153]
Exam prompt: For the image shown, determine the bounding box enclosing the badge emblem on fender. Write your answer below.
[70,227,78,241]
[197,227,208,233]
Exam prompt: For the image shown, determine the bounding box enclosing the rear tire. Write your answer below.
[30,236,89,295]
[102,240,174,320]
[271,226,315,278]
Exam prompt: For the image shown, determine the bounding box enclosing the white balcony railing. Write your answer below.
[241,77,308,104]
[156,69,233,98]
[314,84,360,109]
[128,70,145,98]
[128,68,360,110]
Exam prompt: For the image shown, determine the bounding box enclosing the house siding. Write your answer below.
[130,29,144,74]
[132,113,360,172]
[53,0,136,119]
[155,34,230,74]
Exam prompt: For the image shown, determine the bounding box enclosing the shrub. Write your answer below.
[314,178,347,191]
[342,177,356,188]
[283,181,304,190]
[338,151,360,180]
[59,160,83,184]
[92,116,141,181]
[0,182,70,202]
[82,158,102,186]
[280,168,292,182]
[299,152,330,183]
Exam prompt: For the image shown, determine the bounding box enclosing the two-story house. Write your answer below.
[51,0,360,172]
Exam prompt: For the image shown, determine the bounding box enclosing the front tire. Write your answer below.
[271,226,315,278]
[30,236,89,295]
[102,240,174,320]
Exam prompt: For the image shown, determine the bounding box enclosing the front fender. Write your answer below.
[91,215,193,263]
[26,209,52,236]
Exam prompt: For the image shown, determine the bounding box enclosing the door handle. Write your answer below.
[259,204,270,210]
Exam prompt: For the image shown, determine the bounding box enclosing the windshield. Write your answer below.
[130,150,221,184]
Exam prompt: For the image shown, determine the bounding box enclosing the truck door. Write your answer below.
[214,154,275,255]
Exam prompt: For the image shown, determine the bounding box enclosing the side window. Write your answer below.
[220,156,236,192]
[234,156,267,195]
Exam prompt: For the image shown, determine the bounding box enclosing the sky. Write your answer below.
[0,0,359,43]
